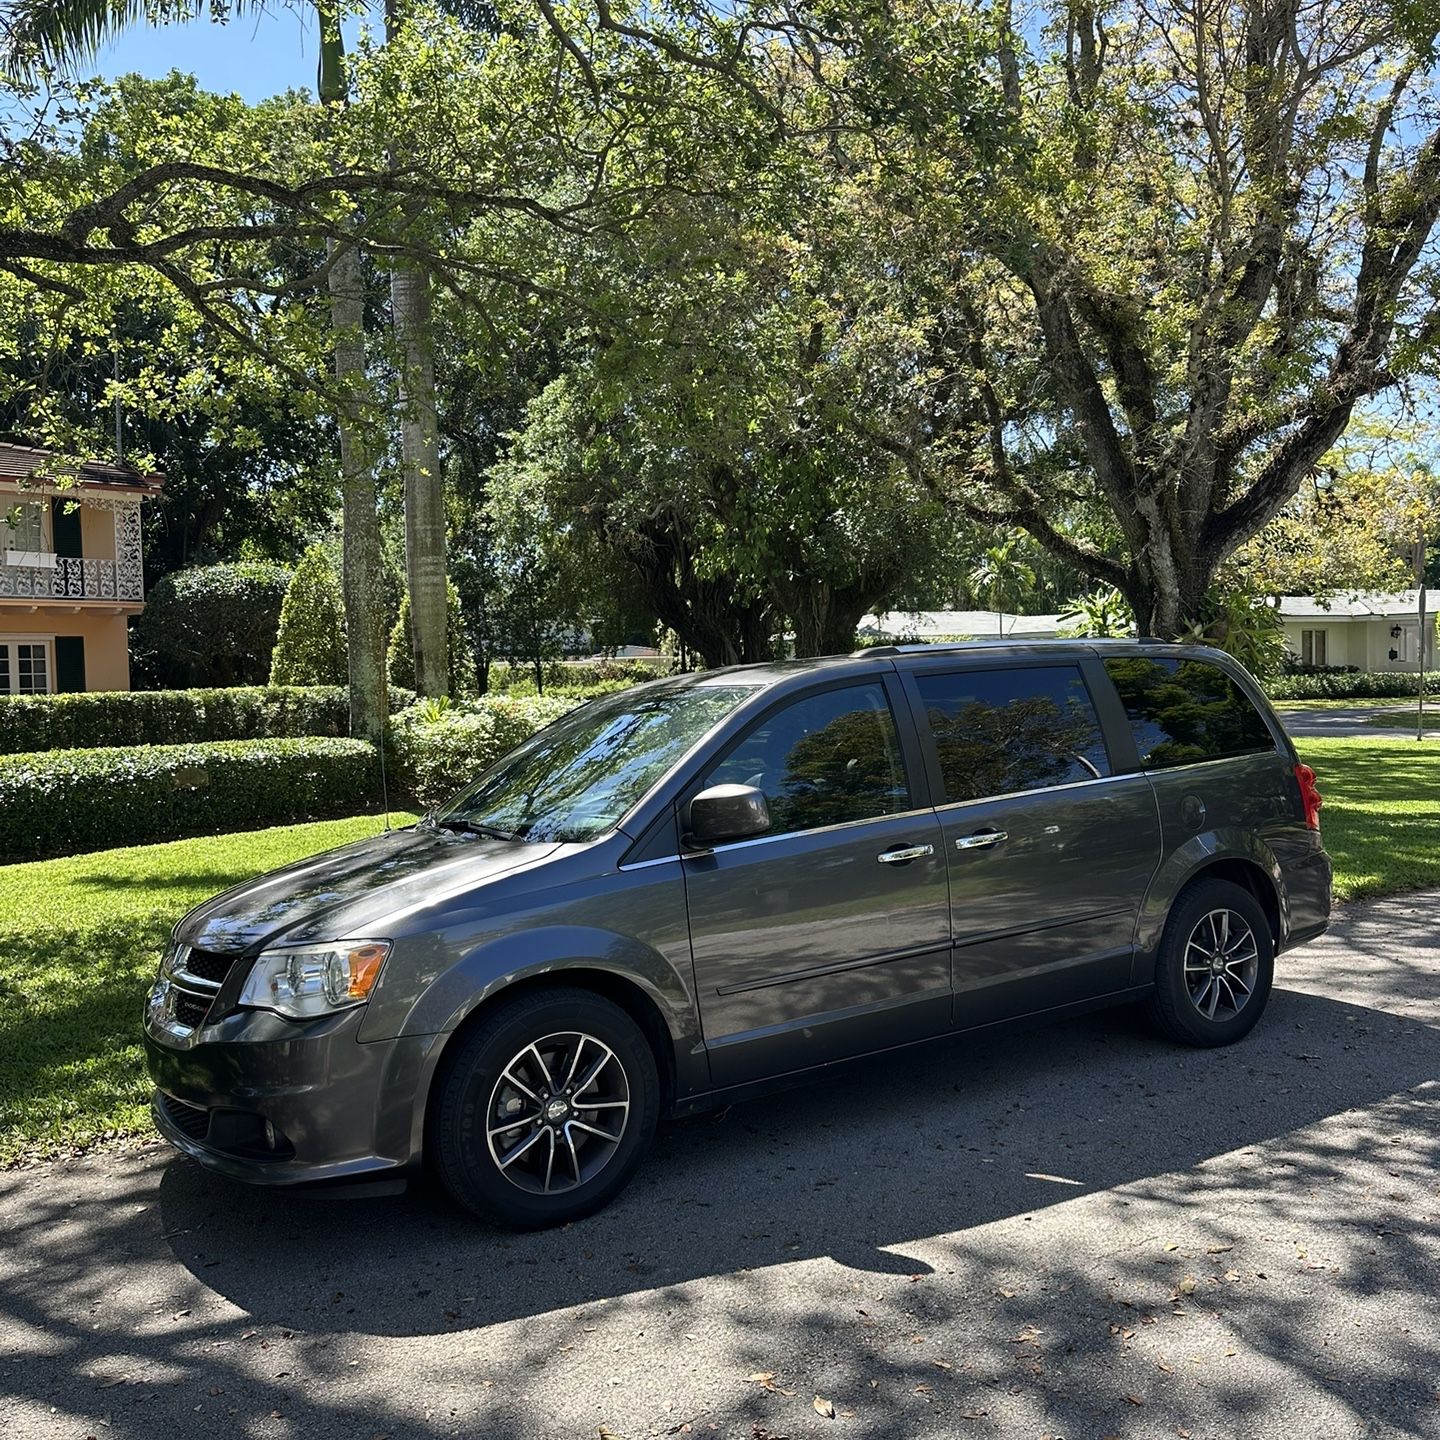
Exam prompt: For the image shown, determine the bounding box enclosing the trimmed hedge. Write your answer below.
[1266,670,1440,701]
[486,657,675,692]
[389,694,578,810]
[0,738,379,861]
[131,561,293,688]
[0,685,416,754]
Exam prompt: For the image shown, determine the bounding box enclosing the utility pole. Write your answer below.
[1417,532,1429,743]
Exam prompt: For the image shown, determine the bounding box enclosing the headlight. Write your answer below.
[237,941,391,1020]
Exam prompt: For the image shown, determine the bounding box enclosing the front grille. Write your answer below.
[181,948,236,986]
[160,1094,211,1141]
[172,990,212,1029]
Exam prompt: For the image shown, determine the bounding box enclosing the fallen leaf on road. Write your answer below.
[932,1359,952,1370]
[1206,1244,1233,1255]
[1011,1328,1041,1344]
[1178,1275,1197,1295]
[747,1372,795,1396]
[598,1427,626,1440]
[1124,1394,1145,1406]
[813,1396,836,1419]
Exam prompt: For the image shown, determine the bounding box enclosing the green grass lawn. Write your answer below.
[1,737,1436,1168]
[1270,696,1425,711]
[1296,738,1440,902]
[0,811,417,1167]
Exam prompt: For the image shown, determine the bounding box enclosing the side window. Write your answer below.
[701,683,910,836]
[1103,656,1275,769]
[915,666,1111,804]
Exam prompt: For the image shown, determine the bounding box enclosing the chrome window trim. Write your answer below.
[931,768,1144,814]
[1137,745,1278,775]
[621,800,943,867]
[683,803,942,858]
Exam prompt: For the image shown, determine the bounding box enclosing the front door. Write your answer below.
[683,678,951,1087]
[903,661,1162,1027]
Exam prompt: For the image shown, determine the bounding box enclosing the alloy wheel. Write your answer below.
[1183,908,1260,1022]
[485,1031,631,1195]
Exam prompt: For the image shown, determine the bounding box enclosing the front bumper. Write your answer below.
[144,1002,439,1187]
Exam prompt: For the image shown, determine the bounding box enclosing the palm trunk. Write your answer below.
[328,240,388,741]
[314,1,387,738]
[391,264,449,695]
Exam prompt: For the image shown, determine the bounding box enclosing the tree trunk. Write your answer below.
[328,239,388,741]
[391,263,449,696]
[778,581,870,659]
[624,522,775,667]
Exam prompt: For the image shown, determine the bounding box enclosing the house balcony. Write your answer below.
[0,553,143,604]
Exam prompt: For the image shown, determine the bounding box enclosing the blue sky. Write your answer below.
[92,8,370,102]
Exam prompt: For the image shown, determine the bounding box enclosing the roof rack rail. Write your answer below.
[854,635,1174,658]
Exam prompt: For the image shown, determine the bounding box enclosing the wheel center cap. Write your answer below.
[544,1097,569,1123]
[1210,955,1226,975]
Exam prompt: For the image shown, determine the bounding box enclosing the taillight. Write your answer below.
[1294,762,1322,832]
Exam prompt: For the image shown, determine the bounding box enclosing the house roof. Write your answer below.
[859,609,1064,639]
[0,442,164,496]
[1278,591,1427,620]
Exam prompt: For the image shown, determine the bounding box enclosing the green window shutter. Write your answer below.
[50,498,84,559]
[55,636,86,692]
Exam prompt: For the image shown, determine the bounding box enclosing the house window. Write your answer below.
[1,501,45,556]
[0,639,52,694]
[1300,629,1327,666]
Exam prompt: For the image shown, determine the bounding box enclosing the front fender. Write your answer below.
[406,923,698,1045]
[1132,828,1285,981]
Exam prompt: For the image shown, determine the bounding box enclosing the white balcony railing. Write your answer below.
[0,554,140,603]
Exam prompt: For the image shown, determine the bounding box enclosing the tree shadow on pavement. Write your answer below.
[1,982,1436,1440]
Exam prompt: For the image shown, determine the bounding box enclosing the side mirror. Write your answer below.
[687,783,771,846]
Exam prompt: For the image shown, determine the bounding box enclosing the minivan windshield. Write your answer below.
[433,682,756,843]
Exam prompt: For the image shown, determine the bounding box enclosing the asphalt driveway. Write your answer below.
[2,892,1438,1440]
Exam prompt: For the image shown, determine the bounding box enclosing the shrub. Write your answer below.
[269,544,346,685]
[1265,670,1440,700]
[0,685,416,754]
[388,584,477,695]
[131,562,293,688]
[485,656,673,694]
[388,694,578,810]
[0,738,379,860]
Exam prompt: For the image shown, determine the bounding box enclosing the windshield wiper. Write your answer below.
[433,817,520,841]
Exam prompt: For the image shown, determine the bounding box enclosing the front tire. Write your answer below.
[429,987,659,1229]
[1147,879,1274,1047]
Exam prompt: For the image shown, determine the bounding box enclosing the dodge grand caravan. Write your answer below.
[145,641,1331,1228]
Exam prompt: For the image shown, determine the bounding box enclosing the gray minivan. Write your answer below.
[145,641,1331,1228]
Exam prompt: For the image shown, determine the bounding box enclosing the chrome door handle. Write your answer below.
[955,829,1008,851]
[877,844,934,865]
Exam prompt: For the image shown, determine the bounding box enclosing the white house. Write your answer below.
[1279,592,1436,673]
[858,609,1064,643]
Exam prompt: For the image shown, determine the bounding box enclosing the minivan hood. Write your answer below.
[175,825,558,953]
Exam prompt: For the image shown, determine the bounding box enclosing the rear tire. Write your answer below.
[1147,879,1274,1047]
[429,987,659,1229]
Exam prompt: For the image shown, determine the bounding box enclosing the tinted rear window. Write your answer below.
[915,665,1111,803]
[1103,657,1275,769]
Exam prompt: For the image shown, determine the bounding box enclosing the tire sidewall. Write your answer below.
[434,991,660,1229]
[1156,880,1275,1046]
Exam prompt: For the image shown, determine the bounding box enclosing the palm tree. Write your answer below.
[968,534,1037,638]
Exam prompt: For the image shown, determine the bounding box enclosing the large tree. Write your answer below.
[882,0,1440,636]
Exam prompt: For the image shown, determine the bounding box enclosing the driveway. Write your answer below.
[2,894,1438,1440]
[1277,704,1424,738]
